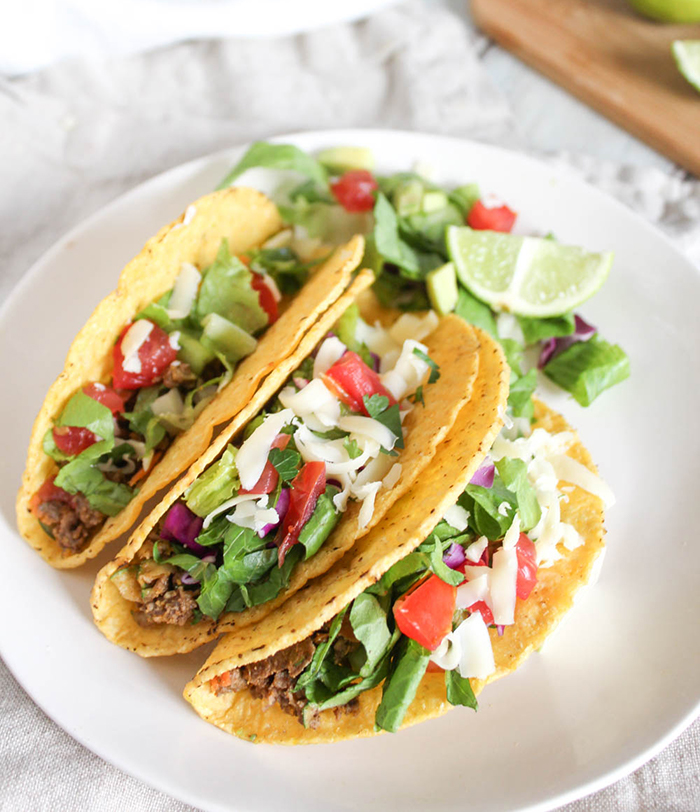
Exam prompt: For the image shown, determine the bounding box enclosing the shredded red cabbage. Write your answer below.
[369,352,381,372]
[293,377,309,389]
[538,315,597,368]
[443,542,466,570]
[496,625,505,637]
[160,502,206,555]
[181,554,216,584]
[258,487,290,538]
[470,461,495,488]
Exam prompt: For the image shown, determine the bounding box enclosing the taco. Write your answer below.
[183,397,612,744]
[17,187,365,568]
[91,298,484,656]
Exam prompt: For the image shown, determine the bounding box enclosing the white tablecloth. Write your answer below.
[1,2,698,808]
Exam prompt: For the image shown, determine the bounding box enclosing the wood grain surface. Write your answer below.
[471,0,700,175]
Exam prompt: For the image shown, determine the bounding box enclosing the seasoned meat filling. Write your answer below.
[211,630,360,727]
[36,494,104,552]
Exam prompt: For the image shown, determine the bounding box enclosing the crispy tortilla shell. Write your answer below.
[184,398,605,745]
[91,313,482,656]
[17,189,364,568]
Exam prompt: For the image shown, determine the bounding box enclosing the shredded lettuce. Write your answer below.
[217,142,329,191]
[543,336,630,407]
[56,390,115,443]
[196,240,267,335]
[185,445,239,518]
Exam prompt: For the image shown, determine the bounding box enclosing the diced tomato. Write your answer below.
[52,425,98,456]
[112,320,178,389]
[330,170,378,213]
[30,475,74,514]
[271,433,291,450]
[239,461,279,496]
[323,351,396,415]
[467,600,494,626]
[276,461,326,565]
[467,200,517,233]
[251,272,278,325]
[83,382,125,415]
[515,532,538,599]
[393,574,456,651]
[426,660,444,673]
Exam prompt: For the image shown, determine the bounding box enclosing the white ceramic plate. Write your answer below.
[1,130,698,812]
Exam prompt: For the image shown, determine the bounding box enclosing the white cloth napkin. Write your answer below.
[1,2,698,809]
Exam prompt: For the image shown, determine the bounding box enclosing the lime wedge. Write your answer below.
[628,0,700,23]
[673,40,700,94]
[446,226,613,317]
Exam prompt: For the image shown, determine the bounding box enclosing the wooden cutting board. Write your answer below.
[471,0,700,175]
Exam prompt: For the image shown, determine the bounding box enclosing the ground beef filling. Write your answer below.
[110,535,201,628]
[36,494,105,553]
[211,630,361,727]
[162,361,198,389]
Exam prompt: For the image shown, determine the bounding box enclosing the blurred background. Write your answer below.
[1,1,699,810]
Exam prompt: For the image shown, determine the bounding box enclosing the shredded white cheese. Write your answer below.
[237,409,294,491]
[443,504,470,532]
[167,263,201,319]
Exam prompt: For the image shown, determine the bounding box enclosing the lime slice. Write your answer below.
[673,40,700,94]
[446,226,613,317]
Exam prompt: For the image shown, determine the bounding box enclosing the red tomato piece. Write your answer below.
[112,321,178,389]
[467,200,517,233]
[251,272,278,325]
[515,532,538,599]
[30,475,74,514]
[239,461,279,496]
[323,351,396,415]
[271,433,291,450]
[393,574,457,651]
[466,600,494,626]
[83,382,125,415]
[330,170,378,213]
[52,425,98,456]
[276,461,326,565]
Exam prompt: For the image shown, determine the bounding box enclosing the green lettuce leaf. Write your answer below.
[517,313,575,345]
[217,142,329,191]
[375,638,431,733]
[543,336,630,407]
[445,669,478,710]
[495,457,541,531]
[349,593,393,677]
[454,287,498,338]
[57,390,114,443]
[196,240,267,335]
[185,445,239,518]
[54,441,135,516]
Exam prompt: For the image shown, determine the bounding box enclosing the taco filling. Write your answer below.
[109,308,441,628]
[31,241,310,553]
[203,421,613,733]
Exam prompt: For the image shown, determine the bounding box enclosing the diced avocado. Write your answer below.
[421,190,449,213]
[336,303,360,351]
[393,179,424,216]
[317,146,375,173]
[427,262,459,316]
[177,330,216,375]
[201,313,257,364]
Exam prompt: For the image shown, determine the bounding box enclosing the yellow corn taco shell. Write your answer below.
[183,397,604,745]
[17,188,365,568]
[91,312,483,656]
